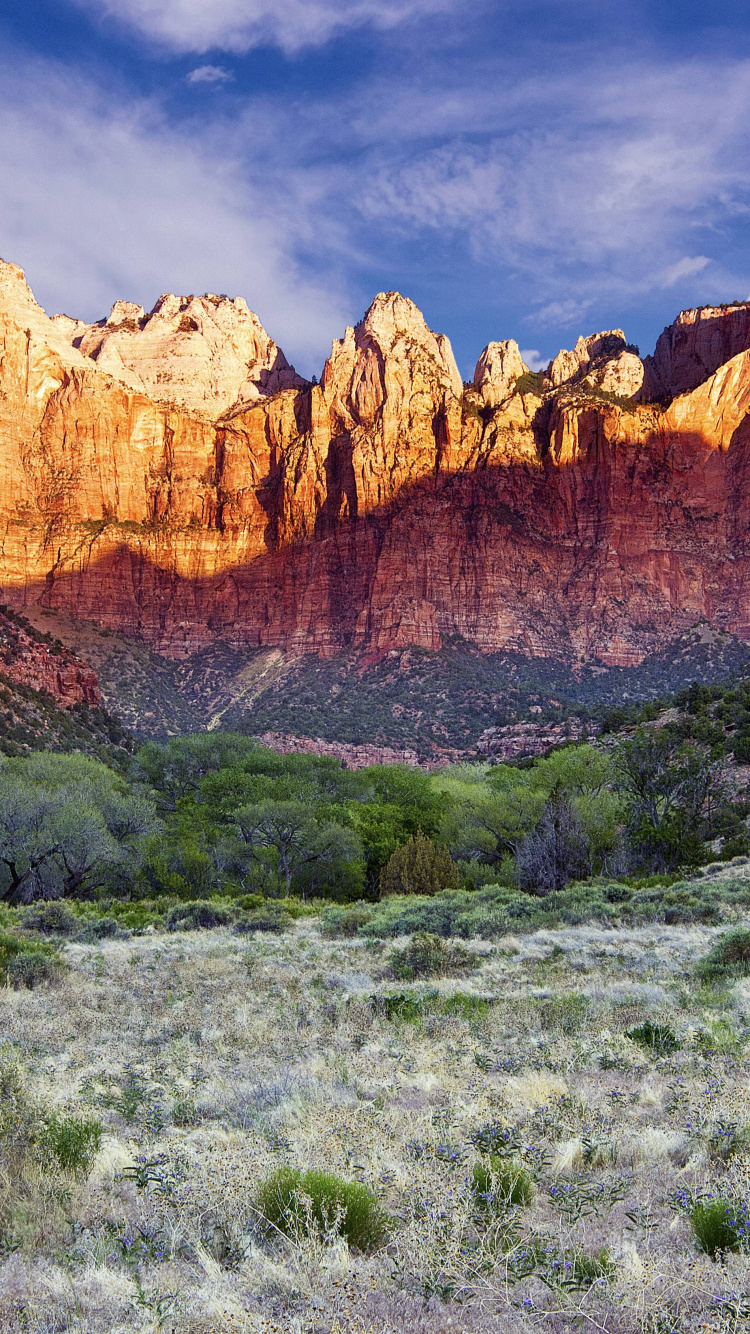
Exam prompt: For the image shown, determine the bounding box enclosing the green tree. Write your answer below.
[231,800,363,898]
[380,830,460,897]
[613,727,724,871]
[0,754,157,903]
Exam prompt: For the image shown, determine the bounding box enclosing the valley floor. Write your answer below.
[2,913,750,1332]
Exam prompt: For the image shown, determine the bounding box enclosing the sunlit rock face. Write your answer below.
[4,256,750,667]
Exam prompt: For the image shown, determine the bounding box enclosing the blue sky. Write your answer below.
[2,1,750,379]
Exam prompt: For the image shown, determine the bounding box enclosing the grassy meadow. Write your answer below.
[3,894,750,1332]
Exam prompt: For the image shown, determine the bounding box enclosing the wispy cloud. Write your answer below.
[352,56,750,320]
[0,53,350,373]
[659,255,711,287]
[186,64,233,84]
[519,348,546,371]
[73,0,457,55]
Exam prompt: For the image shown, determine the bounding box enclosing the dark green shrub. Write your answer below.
[40,1113,102,1177]
[627,1021,682,1056]
[472,1157,534,1211]
[380,832,460,898]
[234,905,291,934]
[22,901,78,936]
[691,1199,749,1258]
[165,901,236,932]
[319,903,375,938]
[696,930,750,981]
[257,1167,387,1251]
[0,932,60,988]
[514,370,547,397]
[389,931,479,980]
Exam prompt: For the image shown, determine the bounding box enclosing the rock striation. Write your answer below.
[5,256,750,668]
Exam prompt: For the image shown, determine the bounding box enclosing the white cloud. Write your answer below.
[519,348,546,371]
[353,57,750,317]
[186,64,234,84]
[0,54,350,374]
[73,0,455,55]
[659,255,711,287]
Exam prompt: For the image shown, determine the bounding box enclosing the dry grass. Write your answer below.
[2,914,750,1331]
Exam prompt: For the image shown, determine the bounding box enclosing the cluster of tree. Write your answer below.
[0,709,746,907]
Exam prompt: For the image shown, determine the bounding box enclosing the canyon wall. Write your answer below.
[2,257,750,667]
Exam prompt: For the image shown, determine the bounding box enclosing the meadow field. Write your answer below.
[3,894,750,1334]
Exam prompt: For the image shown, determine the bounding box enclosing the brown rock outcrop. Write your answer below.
[642,304,750,400]
[5,256,750,670]
[0,606,99,706]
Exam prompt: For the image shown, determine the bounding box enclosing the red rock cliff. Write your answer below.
[3,258,750,668]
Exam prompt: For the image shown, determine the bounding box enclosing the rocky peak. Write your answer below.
[642,304,750,401]
[322,291,463,426]
[472,340,529,407]
[548,329,629,388]
[56,290,308,418]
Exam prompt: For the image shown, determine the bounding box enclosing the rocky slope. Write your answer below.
[4,257,750,675]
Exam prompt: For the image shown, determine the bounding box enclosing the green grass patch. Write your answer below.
[257,1167,388,1252]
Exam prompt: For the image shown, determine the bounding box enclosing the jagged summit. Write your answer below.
[51,288,308,418]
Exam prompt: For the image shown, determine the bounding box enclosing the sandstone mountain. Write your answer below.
[2,255,750,674]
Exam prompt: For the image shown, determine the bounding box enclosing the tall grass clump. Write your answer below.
[691,1199,750,1258]
[471,1157,534,1212]
[257,1167,388,1252]
[696,929,750,981]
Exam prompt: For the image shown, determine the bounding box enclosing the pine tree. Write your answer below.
[379,830,460,898]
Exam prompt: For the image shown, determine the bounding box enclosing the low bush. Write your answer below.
[257,1166,387,1252]
[0,932,60,988]
[165,901,236,932]
[691,1198,750,1258]
[21,901,79,936]
[626,1021,682,1056]
[472,1157,534,1211]
[234,905,292,934]
[696,929,750,981]
[389,931,479,980]
[319,903,375,938]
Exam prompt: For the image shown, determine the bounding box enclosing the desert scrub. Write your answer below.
[696,928,750,980]
[626,1020,682,1056]
[257,1167,388,1252]
[0,930,60,988]
[165,900,236,931]
[691,1198,750,1258]
[388,931,479,979]
[319,902,375,937]
[471,1157,534,1211]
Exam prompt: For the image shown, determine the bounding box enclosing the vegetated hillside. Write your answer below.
[0,603,133,761]
[19,604,750,754]
[0,675,133,761]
